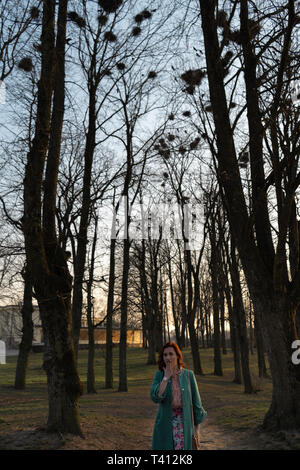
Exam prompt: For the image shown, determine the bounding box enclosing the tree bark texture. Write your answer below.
[15,266,34,390]
[87,214,98,394]
[199,0,300,429]
[22,0,83,434]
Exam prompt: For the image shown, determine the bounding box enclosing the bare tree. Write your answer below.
[22,0,83,435]
[198,0,300,429]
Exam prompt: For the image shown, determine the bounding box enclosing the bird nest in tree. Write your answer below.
[98,14,108,25]
[98,0,122,13]
[116,62,125,70]
[132,26,142,37]
[189,137,200,150]
[67,11,86,28]
[30,7,39,18]
[181,69,206,87]
[148,71,157,79]
[104,31,117,42]
[216,10,227,28]
[18,57,33,72]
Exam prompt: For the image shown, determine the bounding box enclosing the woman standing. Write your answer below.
[150,342,207,450]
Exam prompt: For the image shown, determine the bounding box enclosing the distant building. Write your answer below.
[0,305,143,349]
[79,325,143,347]
[0,304,42,348]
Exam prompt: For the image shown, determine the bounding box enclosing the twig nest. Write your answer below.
[30,7,39,18]
[142,9,152,19]
[116,62,125,70]
[184,85,195,95]
[189,137,200,150]
[104,31,117,42]
[182,110,191,117]
[228,29,242,44]
[148,71,157,79]
[98,14,108,25]
[67,11,86,28]
[132,26,142,36]
[98,0,122,13]
[221,52,233,68]
[134,14,143,23]
[159,149,170,159]
[216,10,227,28]
[181,69,206,86]
[18,57,33,72]
[248,19,261,38]
[168,113,175,120]
[224,50,234,61]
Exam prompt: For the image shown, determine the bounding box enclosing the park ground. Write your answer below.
[0,346,300,450]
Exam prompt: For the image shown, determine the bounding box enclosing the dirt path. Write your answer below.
[1,383,298,450]
[0,416,265,450]
[0,415,295,451]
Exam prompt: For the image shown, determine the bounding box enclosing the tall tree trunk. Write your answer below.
[224,268,242,384]
[72,85,96,357]
[105,207,118,388]
[87,304,96,394]
[15,265,33,390]
[249,299,254,355]
[41,297,82,434]
[185,247,204,375]
[168,257,181,346]
[219,283,227,354]
[199,0,300,429]
[139,239,156,364]
[209,218,223,376]
[147,318,156,365]
[86,215,98,394]
[141,291,148,348]
[230,241,254,393]
[254,314,268,378]
[118,235,130,391]
[152,257,163,353]
[22,0,83,434]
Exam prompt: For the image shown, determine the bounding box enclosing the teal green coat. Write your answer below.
[150,368,207,450]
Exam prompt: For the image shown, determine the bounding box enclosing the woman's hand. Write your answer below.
[163,362,173,380]
[163,362,179,378]
[194,424,200,439]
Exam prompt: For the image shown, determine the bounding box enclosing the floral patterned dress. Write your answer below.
[171,371,184,450]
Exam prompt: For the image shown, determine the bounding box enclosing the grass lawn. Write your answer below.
[0,346,275,449]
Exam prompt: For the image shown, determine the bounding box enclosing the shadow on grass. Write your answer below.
[0,427,65,450]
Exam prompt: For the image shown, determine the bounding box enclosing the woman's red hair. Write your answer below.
[157,342,186,370]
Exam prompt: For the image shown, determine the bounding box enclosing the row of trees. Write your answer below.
[0,0,299,434]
